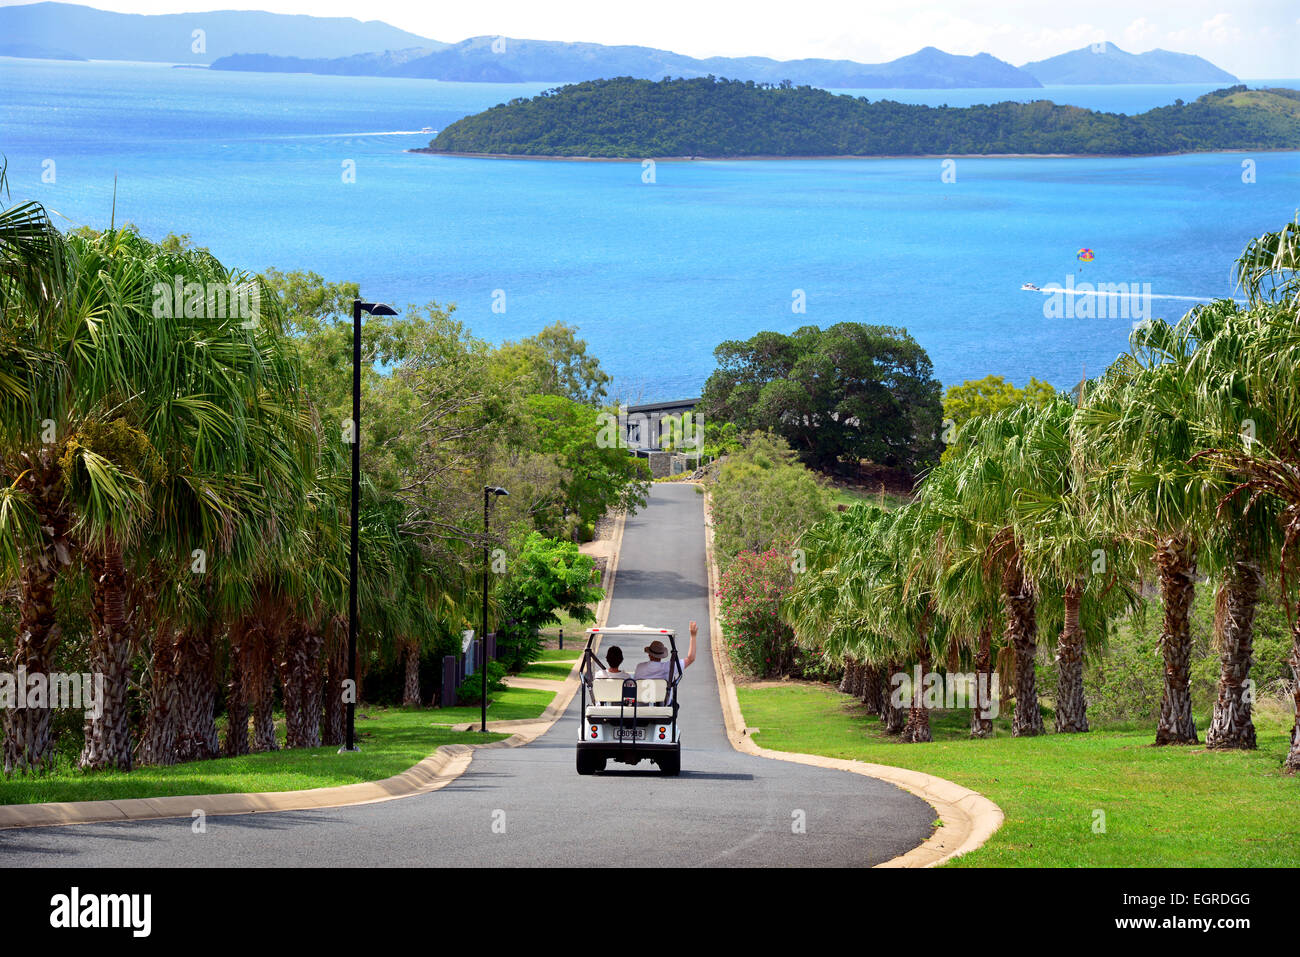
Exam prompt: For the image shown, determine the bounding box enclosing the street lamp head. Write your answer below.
[356,300,398,316]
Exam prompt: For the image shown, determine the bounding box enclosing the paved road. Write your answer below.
[0,484,934,867]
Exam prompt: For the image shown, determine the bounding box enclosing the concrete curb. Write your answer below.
[0,509,630,831]
[697,484,1004,868]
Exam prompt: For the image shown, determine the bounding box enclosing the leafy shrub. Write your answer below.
[717,549,798,678]
[455,660,507,707]
[710,433,831,564]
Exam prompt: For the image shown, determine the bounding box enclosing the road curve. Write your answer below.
[0,483,935,867]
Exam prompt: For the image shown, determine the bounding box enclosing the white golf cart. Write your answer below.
[576,625,682,776]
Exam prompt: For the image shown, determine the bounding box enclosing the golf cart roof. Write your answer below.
[586,624,676,639]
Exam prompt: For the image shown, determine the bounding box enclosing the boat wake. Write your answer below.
[1024,287,1245,304]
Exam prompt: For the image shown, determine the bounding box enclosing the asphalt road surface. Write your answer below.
[0,483,935,867]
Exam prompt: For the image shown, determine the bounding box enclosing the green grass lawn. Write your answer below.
[534,648,583,663]
[515,660,578,682]
[737,684,1300,867]
[428,686,556,726]
[538,609,594,645]
[0,707,509,807]
[0,685,561,807]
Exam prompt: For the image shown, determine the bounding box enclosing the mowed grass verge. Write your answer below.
[737,684,1300,867]
[0,685,558,807]
[515,660,579,682]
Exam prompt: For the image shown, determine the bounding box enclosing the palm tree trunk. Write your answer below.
[970,620,994,738]
[903,649,933,743]
[321,632,346,747]
[1154,534,1199,745]
[1054,581,1089,733]
[80,538,134,771]
[402,640,422,706]
[1284,615,1300,773]
[223,625,249,756]
[137,627,179,766]
[837,657,857,696]
[302,629,324,747]
[881,660,906,734]
[250,624,278,752]
[1206,559,1261,750]
[1004,560,1044,737]
[175,624,220,762]
[838,657,854,694]
[281,623,324,748]
[3,450,70,774]
[860,663,881,714]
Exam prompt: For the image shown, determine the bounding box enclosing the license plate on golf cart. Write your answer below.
[613,727,646,741]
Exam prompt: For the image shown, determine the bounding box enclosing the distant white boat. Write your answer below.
[421,126,435,134]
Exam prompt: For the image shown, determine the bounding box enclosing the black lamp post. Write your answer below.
[482,485,509,732]
[342,298,397,754]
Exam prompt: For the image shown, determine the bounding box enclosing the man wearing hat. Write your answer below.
[634,620,698,689]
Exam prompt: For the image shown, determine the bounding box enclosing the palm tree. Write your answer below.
[1004,396,1143,733]
[950,405,1046,736]
[784,503,905,730]
[1196,314,1300,767]
[926,461,1004,737]
[1174,300,1284,750]
[1077,319,1225,745]
[1194,221,1300,767]
[887,499,954,743]
[0,220,164,771]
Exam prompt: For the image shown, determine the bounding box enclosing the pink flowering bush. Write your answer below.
[717,549,798,678]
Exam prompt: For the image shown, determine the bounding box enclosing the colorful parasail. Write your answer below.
[1077,248,1095,262]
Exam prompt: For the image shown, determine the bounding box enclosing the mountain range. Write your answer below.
[212,41,1044,88]
[0,2,1240,88]
[0,1,442,63]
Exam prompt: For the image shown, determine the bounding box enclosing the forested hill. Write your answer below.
[423,78,1300,158]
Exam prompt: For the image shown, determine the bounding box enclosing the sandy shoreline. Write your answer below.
[408,146,1298,162]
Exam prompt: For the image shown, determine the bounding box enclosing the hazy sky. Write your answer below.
[10,0,1300,76]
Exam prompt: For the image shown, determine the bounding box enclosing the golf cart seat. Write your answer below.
[585,678,674,718]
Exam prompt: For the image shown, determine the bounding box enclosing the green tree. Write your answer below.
[941,375,1056,461]
[943,375,1056,427]
[701,323,943,475]
[521,393,650,531]
[492,322,611,406]
[494,533,603,671]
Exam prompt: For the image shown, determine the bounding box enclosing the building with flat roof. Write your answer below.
[623,398,700,453]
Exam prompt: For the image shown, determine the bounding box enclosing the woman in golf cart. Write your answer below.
[594,645,632,679]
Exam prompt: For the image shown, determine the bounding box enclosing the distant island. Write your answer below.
[214,40,1238,89]
[1022,42,1237,85]
[0,1,441,64]
[213,43,1043,89]
[419,78,1300,159]
[1,3,1241,89]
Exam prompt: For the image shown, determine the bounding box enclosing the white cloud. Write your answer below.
[1122,17,1161,50]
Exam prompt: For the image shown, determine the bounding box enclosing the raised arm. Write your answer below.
[681,620,698,669]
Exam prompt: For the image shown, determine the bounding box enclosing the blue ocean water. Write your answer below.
[2,57,1298,400]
